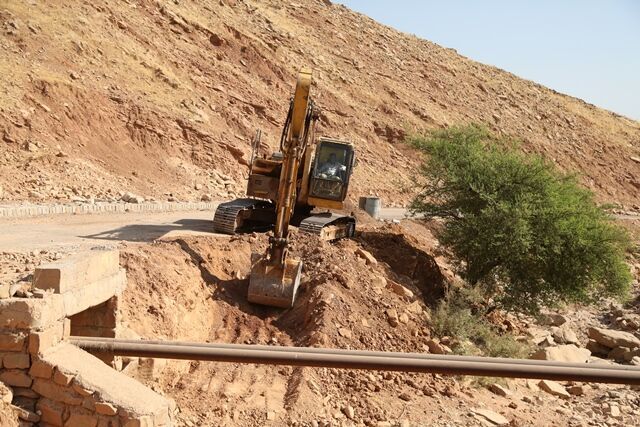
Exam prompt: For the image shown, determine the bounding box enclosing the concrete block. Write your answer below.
[28,321,65,354]
[34,249,120,293]
[3,352,30,369]
[0,369,33,387]
[0,296,64,330]
[29,359,54,379]
[0,331,27,351]
[62,270,126,317]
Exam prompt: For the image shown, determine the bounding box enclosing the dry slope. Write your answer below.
[1,0,639,207]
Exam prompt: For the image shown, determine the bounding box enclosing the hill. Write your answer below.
[1,0,639,208]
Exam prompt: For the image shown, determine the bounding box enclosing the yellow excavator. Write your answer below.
[213,69,356,308]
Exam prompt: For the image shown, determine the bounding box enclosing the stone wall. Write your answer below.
[0,249,174,426]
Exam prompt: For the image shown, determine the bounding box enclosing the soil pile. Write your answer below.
[117,221,639,426]
[1,0,639,208]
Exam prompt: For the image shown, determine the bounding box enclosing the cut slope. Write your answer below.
[1,0,639,207]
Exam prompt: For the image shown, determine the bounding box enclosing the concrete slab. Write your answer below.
[33,249,120,293]
[61,270,126,317]
[42,343,172,421]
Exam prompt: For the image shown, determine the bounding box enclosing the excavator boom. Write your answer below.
[247,69,313,307]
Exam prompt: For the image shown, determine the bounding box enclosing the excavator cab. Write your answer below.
[308,138,355,205]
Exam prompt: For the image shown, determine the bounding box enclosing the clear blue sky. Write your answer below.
[335,1,640,120]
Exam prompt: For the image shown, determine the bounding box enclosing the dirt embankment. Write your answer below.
[114,220,640,426]
[1,0,639,209]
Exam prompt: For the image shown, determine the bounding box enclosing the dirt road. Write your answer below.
[0,206,410,252]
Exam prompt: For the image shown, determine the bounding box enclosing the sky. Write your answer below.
[334,0,640,120]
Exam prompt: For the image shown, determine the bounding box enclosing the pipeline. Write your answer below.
[70,337,640,385]
[70,336,639,372]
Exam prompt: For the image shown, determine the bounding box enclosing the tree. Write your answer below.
[409,124,631,312]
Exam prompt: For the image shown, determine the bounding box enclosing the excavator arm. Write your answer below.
[247,69,314,307]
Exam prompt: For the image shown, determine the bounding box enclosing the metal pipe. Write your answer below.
[70,338,640,385]
[70,336,638,372]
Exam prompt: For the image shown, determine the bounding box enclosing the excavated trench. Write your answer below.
[116,222,456,425]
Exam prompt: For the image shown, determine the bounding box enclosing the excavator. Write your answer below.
[213,68,356,308]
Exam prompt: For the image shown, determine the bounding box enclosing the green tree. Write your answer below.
[409,125,632,312]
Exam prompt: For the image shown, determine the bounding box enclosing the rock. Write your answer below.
[0,381,13,403]
[588,327,640,349]
[398,313,409,324]
[567,385,585,396]
[0,185,3,198]
[121,192,144,204]
[607,404,621,418]
[631,356,640,366]
[371,275,386,288]
[551,326,579,344]
[540,313,567,326]
[538,380,570,399]
[16,407,40,423]
[355,248,377,265]
[338,327,352,339]
[472,408,509,426]
[386,309,399,327]
[266,411,276,420]
[425,339,446,355]
[398,392,412,402]
[210,33,225,46]
[530,345,591,363]
[488,383,512,397]
[631,156,640,164]
[342,405,355,420]
[608,346,630,362]
[586,339,610,356]
[201,194,212,202]
[387,281,414,298]
[623,348,640,362]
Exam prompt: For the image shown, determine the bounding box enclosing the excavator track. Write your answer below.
[299,213,355,241]
[213,198,275,235]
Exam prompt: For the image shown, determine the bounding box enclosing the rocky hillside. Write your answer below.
[1,0,639,207]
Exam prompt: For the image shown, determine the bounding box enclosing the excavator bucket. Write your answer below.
[247,253,303,308]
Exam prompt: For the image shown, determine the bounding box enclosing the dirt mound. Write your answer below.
[1,0,639,209]
[116,222,611,426]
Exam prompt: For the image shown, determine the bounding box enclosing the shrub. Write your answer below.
[430,289,529,358]
[409,125,632,312]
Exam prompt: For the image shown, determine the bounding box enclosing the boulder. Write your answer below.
[588,327,640,349]
[551,326,579,344]
[530,345,591,364]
